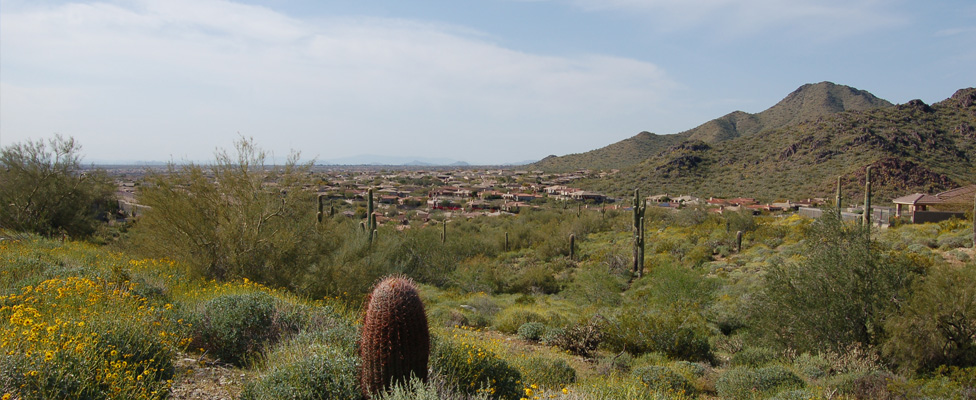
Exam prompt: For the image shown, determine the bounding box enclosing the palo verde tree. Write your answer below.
[750,210,918,353]
[0,135,116,238]
[132,138,338,289]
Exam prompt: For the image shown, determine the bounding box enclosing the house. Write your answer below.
[892,184,975,223]
[502,193,541,202]
[569,191,607,203]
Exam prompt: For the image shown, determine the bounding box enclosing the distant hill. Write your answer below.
[582,88,976,202]
[529,82,893,171]
[322,155,467,166]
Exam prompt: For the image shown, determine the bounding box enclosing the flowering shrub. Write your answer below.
[0,276,189,399]
[431,330,522,399]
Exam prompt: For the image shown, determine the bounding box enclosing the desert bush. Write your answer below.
[792,353,831,379]
[0,135,117,238]
[633,365,695,395]
[603,309,713,363]
[430,336,522,399]
[767,389,820,400]
[131,138,337,290]
[549,317,604,357]
[716,366,805,400]
[379,376,491,400]
[670,361,707,378]
[0,275,187,399]
[517,322,546,341]
[751,211,917,353]
[451,255,507,294]
[630,262,716,315]
[541,326,565,346]
[240,330,360,400]
[192,291,302,366]
[827,370,898,400]
[883,264,976,372]
[516,357,577,388]
[731,346,781,367]
[493,307,547,334]
[562,261,628,307]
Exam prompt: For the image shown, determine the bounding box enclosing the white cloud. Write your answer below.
[565,0,908,39]
[0,0,677,163]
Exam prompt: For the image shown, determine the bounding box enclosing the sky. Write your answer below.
[1,0,974,165]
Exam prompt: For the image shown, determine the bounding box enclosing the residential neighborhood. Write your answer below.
[107,164,976,229]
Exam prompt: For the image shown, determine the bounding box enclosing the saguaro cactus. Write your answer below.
[736,230,743,253]
[441,220,447,243]
[367,188,375,228]
[317,194,325,223]
[863,167,872,229]
[505,231,509,252]
[570,234,576,261]
[633,189,647,278]
[972,195,975,249]
[836,176,843,216]
[359,276,430,398]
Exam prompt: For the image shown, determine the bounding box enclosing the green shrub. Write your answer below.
[517,322,546,341]
[131,138,337,289]
[670,361,707,378]
[792,353,831,379]
[768,389,820,400]
[379,376,491,400]
[603,309,713,362]
[827,370,897,399]
[430,336,522,399]
[731,347,781,367]
[716,366,805,400]
[540,327,565,346]
[241,345,359,400]
[517,357,577,388]
[192,292,301,366]
[751,212,916,353]
[241,320,359,399]
[936,232,971,250]
[883,264,976,372]
[633,365,695,395]
[0,135,118,238]
[493,307,546,334]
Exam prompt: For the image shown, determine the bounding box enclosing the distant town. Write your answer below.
[104,165,975,229]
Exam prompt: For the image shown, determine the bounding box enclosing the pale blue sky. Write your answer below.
[1,0,974,164]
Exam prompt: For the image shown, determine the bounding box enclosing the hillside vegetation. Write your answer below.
[588,87,976,201]
[530,82,892,172]
[3,202,976,399]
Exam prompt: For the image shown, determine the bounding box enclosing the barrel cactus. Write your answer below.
[359,276,430,398]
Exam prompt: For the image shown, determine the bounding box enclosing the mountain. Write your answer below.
[529,82,893,171]
[582,87,976,202]
[533,132,683,171]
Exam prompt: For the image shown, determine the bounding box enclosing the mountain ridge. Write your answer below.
[530,81,893,172]
[580,87,976,202]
